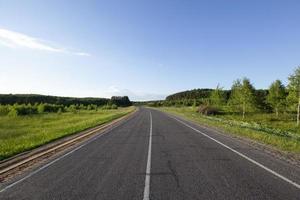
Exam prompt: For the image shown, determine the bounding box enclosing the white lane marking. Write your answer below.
[169,115,300,190]
[143,111,153,200]
[0,116,133,193]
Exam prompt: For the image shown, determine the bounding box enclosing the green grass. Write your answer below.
[158,107,300,153]
[0,107,135,160]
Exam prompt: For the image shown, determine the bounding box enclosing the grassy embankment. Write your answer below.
[159,107,300,153]
[0,107,135,160]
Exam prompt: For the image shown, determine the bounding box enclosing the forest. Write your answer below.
[0,95,132,116]
[150,67,300,124]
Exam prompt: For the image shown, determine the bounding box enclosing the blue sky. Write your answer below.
[0,0,299,101]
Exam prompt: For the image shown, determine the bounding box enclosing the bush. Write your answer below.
[57,108,62,114]
[101,104,111,110]
[102,104,118,110]
[8,108,18,117]
[42,103,64,113]
[0,105,9,115]
[197,105,220,115]
[111,104,118,109]
[37,104,45,113]
[12,103,37,115]
[68,105,77,113]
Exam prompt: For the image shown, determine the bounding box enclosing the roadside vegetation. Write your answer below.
[0,95,134,160]
[146,67,300,153]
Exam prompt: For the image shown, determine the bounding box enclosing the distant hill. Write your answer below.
[166,89,230,101]
[164,88,270,111]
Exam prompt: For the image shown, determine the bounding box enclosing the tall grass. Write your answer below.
[0,107,134,160]
[159,107,300,153]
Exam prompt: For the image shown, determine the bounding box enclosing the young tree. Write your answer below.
[37,103,45,114]
[267,80,286,117]
[287,66,300,126]
[228,78,256,119]
[192,99,197,110]
[210,85,226,108]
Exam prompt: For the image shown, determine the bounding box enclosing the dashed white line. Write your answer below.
[143,111,153,200]
[169,115,300,190]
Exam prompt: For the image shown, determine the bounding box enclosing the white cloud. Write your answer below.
[0,28,90,56]
[104,86,166,101]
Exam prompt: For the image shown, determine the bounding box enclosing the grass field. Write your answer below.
[158,107,300,153]
[0,107,135,160]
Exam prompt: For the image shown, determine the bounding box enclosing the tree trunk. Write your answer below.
[242,102,245,120]
[275,107,279,117]
[297,97,300,126]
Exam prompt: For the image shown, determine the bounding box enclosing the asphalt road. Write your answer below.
[0,107,300,199]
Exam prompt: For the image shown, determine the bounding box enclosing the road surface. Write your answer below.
[0,107,300,199]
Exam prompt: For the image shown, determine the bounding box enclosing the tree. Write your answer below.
[110,96,132,107]
[192,99,197,110]
[228,78,256,119]
[210,85,226,108]
[37,103,45,114]
[267,80,286,117]
[287,66,300,126]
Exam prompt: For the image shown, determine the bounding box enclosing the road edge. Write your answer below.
[0,107,138,178]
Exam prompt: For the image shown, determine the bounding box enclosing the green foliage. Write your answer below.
[37,103,45,113]
[110,96,132,107]
[0,94,132,108]
[111,104,118,109]
[267,80,287,116]
[12,103,38,115]
[68,105,77,113]
[87,105,92,110]
[287,66,300,126]
[287,66,300,111]
[57,108,62,114]
[160,107,300,153]
[0,105,9,116]
[209,85,226,108]
[7,108,18,117]
[228,78,256,119]
[102,104,118,110]
[166,89,216,101]
[0,107,134,160]
[192,99,197,110]
[0,94,110,106]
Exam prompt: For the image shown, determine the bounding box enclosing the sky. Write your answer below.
[0,0,299,101]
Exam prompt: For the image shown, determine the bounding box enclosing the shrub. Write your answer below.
[57,108,62,114]
[101,104,111,110]
[37,104,45,113]
[111,104,118,109]
[102,104,118,110]
[68,105,77,113]
[12,103,38,115]
[8,108,18,117]
[87,105,92,110]
[0,105,9,115]
[79,104,86,110]
[197,105,220,115]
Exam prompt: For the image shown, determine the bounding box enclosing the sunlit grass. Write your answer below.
[159,107,300,153]
[0,107,134,160]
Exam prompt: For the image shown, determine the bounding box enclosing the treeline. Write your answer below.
[0,102,121,117]
[0,95,132,117]
[150,66,300,125]
[0,94,132,107]
[166,89,220,101]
